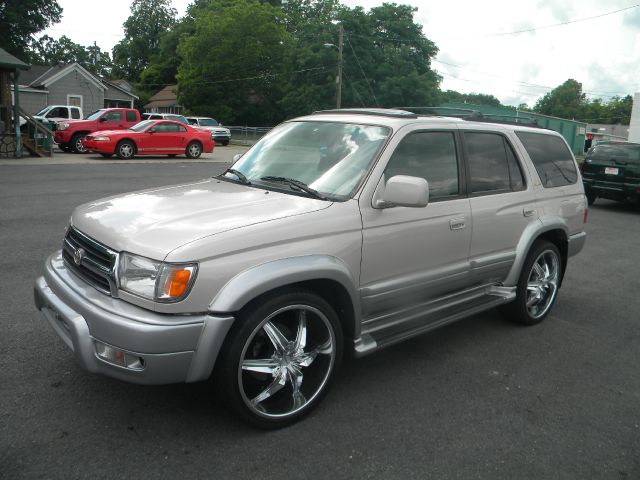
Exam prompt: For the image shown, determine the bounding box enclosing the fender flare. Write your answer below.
[208,254,361,328]
[503,217,569,286]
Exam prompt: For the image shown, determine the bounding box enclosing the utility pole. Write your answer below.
[336,24,343,109]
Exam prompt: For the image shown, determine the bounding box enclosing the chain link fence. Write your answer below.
[227,126,272,146]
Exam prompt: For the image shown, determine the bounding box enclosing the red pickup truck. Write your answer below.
[54,108,141,153]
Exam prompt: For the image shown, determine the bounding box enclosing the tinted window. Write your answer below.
[587,143,640,163]
[505,141,525,190]
[103,111,123,122]
[125,110,137,122]
[71,108,81,119]
[187,118,198,125]
[516,132,577,187]
[384,131,459,199]
[153,122,186,133]
[466,132,512,192]
[47,107,67,118]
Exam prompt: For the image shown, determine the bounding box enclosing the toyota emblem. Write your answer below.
[74,247,85,266]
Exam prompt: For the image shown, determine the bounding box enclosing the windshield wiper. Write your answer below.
[221,168,251,185]
[260,176,329,200]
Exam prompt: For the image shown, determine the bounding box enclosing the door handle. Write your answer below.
[449,218,466,230]
[523,208,536,217]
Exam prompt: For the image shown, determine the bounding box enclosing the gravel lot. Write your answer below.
[1,162,639,479]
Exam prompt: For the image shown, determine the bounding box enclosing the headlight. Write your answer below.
[117,252,197,302]
[93,136,110,141]
[58,123,69,130]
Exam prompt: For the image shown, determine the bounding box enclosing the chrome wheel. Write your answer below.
[525,249,560,319]
[72,134,86,153]
[238,304,336,419]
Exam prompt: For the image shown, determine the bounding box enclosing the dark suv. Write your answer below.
[582,141,640,205]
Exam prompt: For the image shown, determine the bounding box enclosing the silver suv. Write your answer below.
[34,108,587,428]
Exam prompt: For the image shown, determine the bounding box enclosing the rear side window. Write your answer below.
[71,108,80,119]
[465,132,525,193]
[384,131,459,200]
[516,132,577,187]
[125,111,137,122]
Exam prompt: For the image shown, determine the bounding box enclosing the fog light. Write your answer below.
[94,341,145,371]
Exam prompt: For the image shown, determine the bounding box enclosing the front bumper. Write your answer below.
[54,130,72,144]
[34,252,234,385]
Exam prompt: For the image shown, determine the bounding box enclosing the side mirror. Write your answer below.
[232,153,243,162]
[375,175,429,208]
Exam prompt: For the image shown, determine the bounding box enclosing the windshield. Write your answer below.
[198,118,219,126]
[86,110,105,121]
[35,106,50,116]
[227,121,390,199]
[588,143,640,163]
[129,120,155,132]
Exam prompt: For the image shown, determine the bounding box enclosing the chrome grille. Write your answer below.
[62,227,118,295]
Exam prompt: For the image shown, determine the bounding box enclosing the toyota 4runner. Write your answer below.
[34,108,587,428]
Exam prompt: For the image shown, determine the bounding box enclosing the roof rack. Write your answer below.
[313,108,418,119]
[394,106,541,128]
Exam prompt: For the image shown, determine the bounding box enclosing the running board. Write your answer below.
[353,285,516,357]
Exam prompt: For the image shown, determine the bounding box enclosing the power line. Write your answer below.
[345,35,379,106]
[135,65,331,88]
[482,3,640,37]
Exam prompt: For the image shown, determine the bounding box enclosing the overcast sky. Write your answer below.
[42,0,640,108]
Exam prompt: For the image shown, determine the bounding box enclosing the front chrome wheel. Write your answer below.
[526,250,560,319]
[238,304,336,420]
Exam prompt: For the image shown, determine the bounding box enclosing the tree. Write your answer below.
[177,0,292,124]
[440,90,502,107]
[0,0,62,60]
[28,35,112,76]
[111,0,177,81]
[534,79,586,119]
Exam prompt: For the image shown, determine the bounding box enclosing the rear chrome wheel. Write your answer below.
[186,141,202,159]
[525,249,560,320]
[218,290,342,428]
[501,240,562,325]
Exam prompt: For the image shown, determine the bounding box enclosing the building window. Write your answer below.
[67,94,83,109]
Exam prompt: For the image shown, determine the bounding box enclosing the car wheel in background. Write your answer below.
[116,140,135,159]
[71,133,87,153]
[216,289,343,429]
[501,240,562,325]
[186,141,202,159]
[221,140,229,146]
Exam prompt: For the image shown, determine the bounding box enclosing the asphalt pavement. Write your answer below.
[1,161,639,479]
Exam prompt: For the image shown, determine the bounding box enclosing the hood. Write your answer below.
[71,178,331,260]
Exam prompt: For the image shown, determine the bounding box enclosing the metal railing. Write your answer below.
[227,126,272,146]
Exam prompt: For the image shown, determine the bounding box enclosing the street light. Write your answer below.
[324,24,344,109]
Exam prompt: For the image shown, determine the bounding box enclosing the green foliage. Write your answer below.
[533,79,632,124]
[177,0,291,124]
[534,79,585,119]
[440,90,502,107]
[28,35,112,76]
[112,0,177,81]
[0,0,62,60]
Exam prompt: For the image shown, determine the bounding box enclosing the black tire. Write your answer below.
[100,153,113,158]
[216,288,343,429]
[186,141,202,159]
[59,143,71,152]
[586,191,596,206]
[116,140,135,159]
[501,240,562,325]
[221,140,229,146]
[71,133,87,153]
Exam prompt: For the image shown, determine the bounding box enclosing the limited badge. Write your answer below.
[74,247,85,266]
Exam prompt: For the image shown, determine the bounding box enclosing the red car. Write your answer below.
[82,120,215,159]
